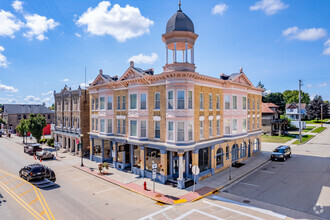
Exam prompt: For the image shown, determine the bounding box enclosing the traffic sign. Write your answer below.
[152,172,156,180]
[152,163,157,169]
[192,165,200,175]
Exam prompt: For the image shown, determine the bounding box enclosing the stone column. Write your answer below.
[101,139,105,162]
[185,151,190,178]
[177,152,185,189]
[140,146,145,177]
[191,47,194,64]
[160,150,167,184]
[211,146,215,175]
[90,138,94,161]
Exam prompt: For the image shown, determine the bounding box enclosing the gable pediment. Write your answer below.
[119,67,144,81]
[232,73,253,86]
[91,74,108,86]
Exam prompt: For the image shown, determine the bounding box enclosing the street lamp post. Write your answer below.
[80,134,84,167]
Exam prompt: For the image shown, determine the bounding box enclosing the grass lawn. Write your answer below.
[261,135,295,143]
[304,119,328,124]
[292,135,315,144]
[302,126,316,132]
[312,127,327,133]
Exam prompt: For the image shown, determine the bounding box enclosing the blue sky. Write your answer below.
[0,0,329,106]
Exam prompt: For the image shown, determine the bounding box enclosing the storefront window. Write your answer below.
[117,144,129,164]
[240,142,246,158]
[93,139,102,157]
[133,145,140,168]
[198,147,210,172]
[145,148,161,173]
[104,140,111,159]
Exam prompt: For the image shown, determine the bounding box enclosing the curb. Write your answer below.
[191,158,271,202]
[73,166,173,205]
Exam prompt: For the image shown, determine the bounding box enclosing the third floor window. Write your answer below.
[177,91,185,109]
[155,93,160,110]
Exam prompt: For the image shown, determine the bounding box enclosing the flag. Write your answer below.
[76,138,79,145]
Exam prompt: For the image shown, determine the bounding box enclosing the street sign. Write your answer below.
[152,163,157,169]
[192,165,200,175]
[152,171,156,179]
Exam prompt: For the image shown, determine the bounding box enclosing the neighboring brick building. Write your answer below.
[2,104,54,133]
[87,6,263,188]
[52,85,90,155]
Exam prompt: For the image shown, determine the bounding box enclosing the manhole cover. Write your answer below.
[243,200,250,204]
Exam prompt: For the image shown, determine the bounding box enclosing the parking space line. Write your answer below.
[258,170,275,174]
[11,182,25,190]
[175,209,224,220]
[139,206,173,220]
[239,182,259,187]
[203,200,264,220]
[19,188,34,197]
[29,198,39,205]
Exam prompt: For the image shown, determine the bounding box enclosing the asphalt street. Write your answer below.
[225,124,330,219]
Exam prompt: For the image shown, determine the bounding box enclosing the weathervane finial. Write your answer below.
[178,0,182,11]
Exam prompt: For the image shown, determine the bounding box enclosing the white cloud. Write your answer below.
[75,32,81,37]
[250,0,289,15]
[76,1,154,42]
[283,26,326,41]
[24,95,41,103]
[306,84,312,88]
[61,78,69,82]
[41,91,53,96]
[323,39,330,55]
[79,80,93,88]
[0,46,10,68]
[318,82,327,87]
[12,0,23,13]
[23,14,59,40]
[128,53,158,64]
[0,9,24,38]
[212,3,228,15]
[0,97,18,103]
[0,82,18,92]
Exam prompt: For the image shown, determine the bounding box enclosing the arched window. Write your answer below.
[240,142,246,158]
[216,148,223,167]
[253,138,259,152]
[232,144,239,161]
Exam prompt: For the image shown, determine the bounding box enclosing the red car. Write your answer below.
[24,144,42,155]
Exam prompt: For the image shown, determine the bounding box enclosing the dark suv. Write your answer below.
[270,145,291,161]
[19,164,46,181]
[24,144,42,155]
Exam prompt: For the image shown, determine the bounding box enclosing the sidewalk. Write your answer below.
[74,152,270,205]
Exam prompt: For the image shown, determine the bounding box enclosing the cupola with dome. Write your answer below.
[162,1,198,72]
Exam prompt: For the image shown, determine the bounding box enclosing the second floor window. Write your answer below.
[107,96,113,110]
[168,122,174,140]
[122,119,126,134]
[225,95,230,109]
[92,118,94,130]
[100,97,105,110]
[243,97,247,110]
[248,98,250,110]
[100,119,105,132]
[209,120,213,137]
[243,119,247,132]
[95,119,98,131]
[168,91,173,109]
[95,98,99,110]
[200,93,204,109]
[177,91,185,109]
[155,93,160,110]
[117,120,121,133]
[257,100,260,110]
[177,122,185,141]
[141,120,147,137]
[107,119,112,133]
[122,96,126,110]
[233,96,237,110]
[92,98,94,110]
[140,94,147,110]
[216,119,220,136]
[200,121,204,139]
[117,96,120,110]
[155,121,160,138]
[253,98,255,110]
[225,119,230,134]
[130,120,137,136]
[209,94,213,109]
[130,94,137,109]
[188,91,193,109]
[216,94,220,110]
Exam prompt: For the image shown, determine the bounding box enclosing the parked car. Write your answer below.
[36,150,55,160]
[19,164,46,182]
[270,145,291,161]
[24,144,42,155]
[19,164,56,182]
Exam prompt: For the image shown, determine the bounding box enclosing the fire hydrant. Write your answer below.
[143,181,147,190]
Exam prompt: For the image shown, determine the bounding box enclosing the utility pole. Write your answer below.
[321,103,323,127]
[298,80,302,143]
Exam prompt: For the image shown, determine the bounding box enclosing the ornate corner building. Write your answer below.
[88,6,263,189]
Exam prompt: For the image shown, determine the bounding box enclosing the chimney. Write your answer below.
[240,67,243,73]
[99,69,103,75]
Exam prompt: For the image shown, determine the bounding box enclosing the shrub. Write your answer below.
[47,138,54,146]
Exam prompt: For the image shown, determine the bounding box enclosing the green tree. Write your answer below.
[16,119,29,143]
[48,103,55,110]
[283,90,310,104]
[306,95,329,121]
[263,92,286,111]
[28,114,46,142]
